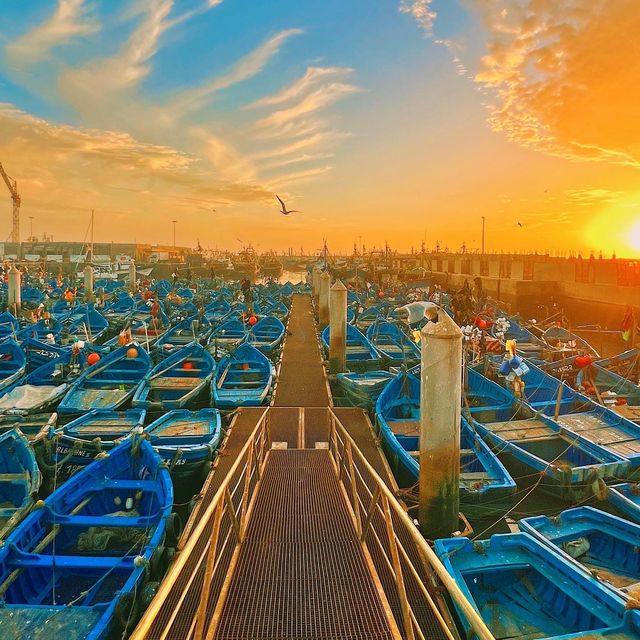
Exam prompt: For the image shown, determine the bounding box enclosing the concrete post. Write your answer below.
[312,268,321,308]
[319,271,330,329]
[84,265,94,301]
[7,265,21,314]
[419,308,462,538]
[129,260,137,293]
[329,279,347,373]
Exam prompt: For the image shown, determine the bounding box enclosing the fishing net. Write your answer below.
[0,606,101,639]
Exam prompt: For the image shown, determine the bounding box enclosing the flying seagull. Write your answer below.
[516,222,524,228]
[211,208,216,213]
[276,194,299,215]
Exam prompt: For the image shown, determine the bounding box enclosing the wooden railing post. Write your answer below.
[194,500,224,640]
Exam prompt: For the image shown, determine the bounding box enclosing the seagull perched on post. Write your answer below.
[276,195,299,215]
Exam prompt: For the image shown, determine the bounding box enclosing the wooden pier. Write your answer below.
[131,294,478,640]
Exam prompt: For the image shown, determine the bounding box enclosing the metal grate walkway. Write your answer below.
[274,294,330,407]
[214,449,396,640]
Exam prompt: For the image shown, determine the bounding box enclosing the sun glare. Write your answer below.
[629,220,640,252]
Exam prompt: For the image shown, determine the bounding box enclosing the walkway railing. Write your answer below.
[130,407,272,640]
[327,408,494,640]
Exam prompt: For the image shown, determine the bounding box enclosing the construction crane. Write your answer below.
[0,162,20,243]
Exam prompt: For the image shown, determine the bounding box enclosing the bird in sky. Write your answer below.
[276,194,299,215]
[516,222,524,228]
[211,208,216,213]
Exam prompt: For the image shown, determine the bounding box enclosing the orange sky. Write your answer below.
[0,0,639,257]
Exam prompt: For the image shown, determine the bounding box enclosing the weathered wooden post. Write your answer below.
[312,267,321,308]
[128,260,137,293]
[319,271,330,329]
[84,265,94,301]
[8,265,21,314]
[419,307,462,538]
[329,279,347,373]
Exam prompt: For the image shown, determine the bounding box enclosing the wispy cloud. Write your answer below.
[266,165,333,187]
[251,131,348,161]
[172,28,303,116]
[399,0,437,37]
[255,82,361,130]
[0,103,270,237]
[6,0,99,66]
[247,66,353,109]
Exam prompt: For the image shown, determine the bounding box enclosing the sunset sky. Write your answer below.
[0,0,639,256]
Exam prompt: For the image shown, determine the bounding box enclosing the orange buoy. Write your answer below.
[87,353,100,366]
[242,363,250,370]
[126,347,139,359]
[248,316,258,326]
[183,361,194,370]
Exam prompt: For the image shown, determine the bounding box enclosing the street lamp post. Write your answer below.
[28,216,34,242]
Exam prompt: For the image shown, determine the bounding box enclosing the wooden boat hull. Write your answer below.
[0,437,172,640]
[435,532,640,640]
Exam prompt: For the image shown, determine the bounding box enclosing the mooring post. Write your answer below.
[128,260,137,293]
[319,271,331,329]
[419,307,462,537]
[84,265,94,301]
[329,279,347,373]
[8,264,21,314]
[312,267,321,309]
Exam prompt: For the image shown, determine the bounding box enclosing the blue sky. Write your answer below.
[0,0,638,255]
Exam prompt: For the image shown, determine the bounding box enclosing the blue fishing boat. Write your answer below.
[144,409,222,489]
[204,299,231,324]
[0,339,26,392]
[0,429,41,541]
[212,343,274,408]
[354,304,385,330]
[490,315,549,359]
[155,314,212,351]
[321,324,383,372]
[0,436,173,639]
[542,325,600,358]
[375,370,516,509]
[336,370,395,411]
[543,354,640,421]
[366,319,420,367]
[597,349,640,381]
[53,409,147,482]
[207,318,247,359]
[21,286,44,305]
[263,300,289,322]
[520,506,640,598]
[512,359,640,470]
[67,304,110,343]
[608,483,640,523]
[467,365,630,500]
[102,291,135,325]
[58,343,151,415]
[132,342,214,411]
[0,413,56,443]
[247,316,285,355]
[0,312,18,340]
[434,532,640,640]
[0,351,78,414]
[16,316,63,342]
